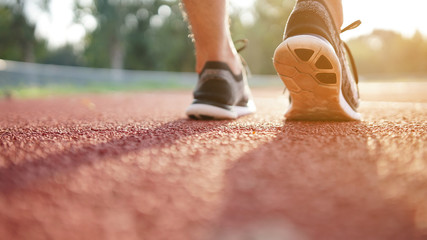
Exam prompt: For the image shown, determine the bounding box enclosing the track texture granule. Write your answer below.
[1,83,427,240]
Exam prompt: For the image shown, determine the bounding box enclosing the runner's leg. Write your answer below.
[181,0,242,75]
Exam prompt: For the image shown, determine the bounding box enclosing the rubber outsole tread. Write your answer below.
[294,49,314,61]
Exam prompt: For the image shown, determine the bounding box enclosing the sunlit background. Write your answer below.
[1,0,427,97]
[20,0,427,47]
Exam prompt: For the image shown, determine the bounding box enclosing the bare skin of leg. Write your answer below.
[181,0,241,75]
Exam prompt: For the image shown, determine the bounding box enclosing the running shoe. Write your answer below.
[273,0,361,121]
[186,61,256,120]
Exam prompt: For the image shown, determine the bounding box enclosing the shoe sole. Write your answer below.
[273,34,361,121]
[186,100,256,120]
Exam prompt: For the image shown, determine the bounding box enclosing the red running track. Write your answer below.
[0,82,427,240]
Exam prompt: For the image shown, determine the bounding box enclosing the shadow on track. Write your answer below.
[0,119,230,194]
[211,121,423,240]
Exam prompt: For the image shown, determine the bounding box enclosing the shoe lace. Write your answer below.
[235,39,249,53]
[234,39,252,77]
[341,20,361,84]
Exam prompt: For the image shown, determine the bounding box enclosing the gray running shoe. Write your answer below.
[274,0,361,120]
[186,61,256,120]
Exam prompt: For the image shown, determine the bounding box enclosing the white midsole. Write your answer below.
[337,89,361,120]
[186,100,256,120]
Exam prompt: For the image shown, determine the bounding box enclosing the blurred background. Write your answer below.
[1,0,427,97]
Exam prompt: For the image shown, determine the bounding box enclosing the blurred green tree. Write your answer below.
[80,0,194,71]
[230,0,294,74]
[3,0,427,78]
[348,29,427,75]
[78,0,134,69]
[41,44,81,66]
[124,2,194,72]
[0,1,47,62]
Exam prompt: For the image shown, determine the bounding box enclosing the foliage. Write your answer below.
[2,0,427,77]
[231,0,294,74]
[0,3,43,62]
[79,0,194,71]
[123,1,195,72]
[41,45,82,66]
[348,29,427,75]
[78,0,141,68]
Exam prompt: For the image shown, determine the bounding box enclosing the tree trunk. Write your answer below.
[110,37,124,69]
[24,41,35,63]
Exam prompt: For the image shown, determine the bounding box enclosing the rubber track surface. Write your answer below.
[1,82,427,240]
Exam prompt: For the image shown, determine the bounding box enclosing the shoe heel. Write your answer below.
[274,34,341,91]
[273,35,360,120]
